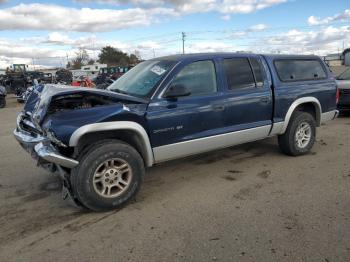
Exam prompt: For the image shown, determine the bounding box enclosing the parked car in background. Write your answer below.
[336,67,350,112]
[0,85,7,108]
[14,53,338,211]
[55,69,73,85]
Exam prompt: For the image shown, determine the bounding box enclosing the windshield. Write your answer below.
[337,68,350,80]
[108,60,176,98]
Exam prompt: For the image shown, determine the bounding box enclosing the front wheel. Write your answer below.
[71,140,145,211]
[278,111,316,156]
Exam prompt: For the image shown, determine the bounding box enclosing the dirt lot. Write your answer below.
[1,95,350,262]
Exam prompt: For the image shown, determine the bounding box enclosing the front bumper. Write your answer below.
[34,143,78,169]
[14,113,82,207]
[14,114,79,169]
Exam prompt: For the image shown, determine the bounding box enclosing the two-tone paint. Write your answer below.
[15,53,338,169]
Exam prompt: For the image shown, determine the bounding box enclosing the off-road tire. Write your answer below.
[278,111,316,156]
[0,96,6,108]
[71,140,145,212]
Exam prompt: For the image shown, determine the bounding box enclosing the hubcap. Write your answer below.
[295,122,312,149]
[92,158,132,198]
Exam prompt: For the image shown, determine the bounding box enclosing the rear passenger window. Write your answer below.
[274,59,326,82]
[223,58,255,90]
[250,58,264,87]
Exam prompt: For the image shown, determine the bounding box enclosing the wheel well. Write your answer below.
[75,130,149,165]
[294,102,321,126]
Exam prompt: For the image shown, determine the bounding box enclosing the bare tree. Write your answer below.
[72,48,89,69]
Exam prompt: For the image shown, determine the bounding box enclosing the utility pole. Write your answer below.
[182,32,186,54]
[66,53,69,68]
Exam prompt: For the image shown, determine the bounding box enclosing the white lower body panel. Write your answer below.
[153,125,271,163]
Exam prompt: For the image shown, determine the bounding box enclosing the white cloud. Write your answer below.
[76,0,287,13]
[1,23,349,69]
[248,23,268,32]
[264,26,350,55]
[0,3,177,32]
[228,24,268,38]
[0,39,66,59]
[221,15,231,21]
[0,38,70,69]
[0,1,287,33]
[308,9,350,26]
[136,41,162,50]
[180,0,286,14]
[0,33,169,68]
[186,41,242,53]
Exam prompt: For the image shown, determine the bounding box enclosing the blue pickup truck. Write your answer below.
[14,53,338,211]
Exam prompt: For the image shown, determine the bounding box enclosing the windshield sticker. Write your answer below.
[150,66,167,76]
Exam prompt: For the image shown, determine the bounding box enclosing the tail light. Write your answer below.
[336,88,339,104]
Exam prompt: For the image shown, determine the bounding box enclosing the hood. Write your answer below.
[24,84,148,127]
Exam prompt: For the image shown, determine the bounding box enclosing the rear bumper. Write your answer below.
[14,119,79,169]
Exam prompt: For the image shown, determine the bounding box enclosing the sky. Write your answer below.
[0,0,349,68]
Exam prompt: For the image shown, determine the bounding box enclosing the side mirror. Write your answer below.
[164,84,191,99]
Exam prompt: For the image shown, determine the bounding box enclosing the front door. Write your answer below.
[147,60,227,162]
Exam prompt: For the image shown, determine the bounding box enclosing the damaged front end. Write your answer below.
[14,84,148,205]
[13,111,80,205]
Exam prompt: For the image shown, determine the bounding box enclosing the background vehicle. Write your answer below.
[94,73,114,89]
[71,76,96,88]
[336,68,350,112]
[3,64,54,101]
[27,72,53,85]
[17,85,35,103]
[99,66,132,80]
[5,64,28,96]
[14,53,338,211]
[55,69,73,85]
[0,85,6,108]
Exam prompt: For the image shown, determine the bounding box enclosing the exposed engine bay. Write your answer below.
[47,94,118,115]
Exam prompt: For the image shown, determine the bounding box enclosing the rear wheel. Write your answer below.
[71,140,145,211]
[278,111,316,156]
[0,96,6,108]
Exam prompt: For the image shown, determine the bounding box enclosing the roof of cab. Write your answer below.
[151,52,322,62]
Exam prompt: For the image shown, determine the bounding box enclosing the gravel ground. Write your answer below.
[0,95,350,262]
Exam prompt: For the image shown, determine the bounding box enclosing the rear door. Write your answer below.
[219,56,273,135]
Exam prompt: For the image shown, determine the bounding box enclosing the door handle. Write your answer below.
[213,105,225,111]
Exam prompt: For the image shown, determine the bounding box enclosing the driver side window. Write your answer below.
[171,60,217,97]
